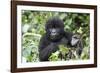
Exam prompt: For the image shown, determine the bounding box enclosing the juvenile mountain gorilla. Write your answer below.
[39,17,83,61]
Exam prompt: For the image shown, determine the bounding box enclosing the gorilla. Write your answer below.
[39,17,83,61]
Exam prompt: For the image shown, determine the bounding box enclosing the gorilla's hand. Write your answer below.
[39,42,59,61]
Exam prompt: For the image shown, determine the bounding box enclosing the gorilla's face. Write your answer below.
[45,17,64,41]
[48,28,63,40]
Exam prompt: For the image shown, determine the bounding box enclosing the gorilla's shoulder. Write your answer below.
[40,34,49,42]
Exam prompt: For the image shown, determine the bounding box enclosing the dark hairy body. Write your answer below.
[39,17,83,61]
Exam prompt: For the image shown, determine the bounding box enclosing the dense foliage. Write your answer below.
[22,10,90,62]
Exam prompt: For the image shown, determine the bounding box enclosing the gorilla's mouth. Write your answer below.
[50,35,57,39]
[50,33,59,39]
[50,34,62,41]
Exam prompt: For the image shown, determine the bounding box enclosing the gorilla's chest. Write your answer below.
[51,37,69,47]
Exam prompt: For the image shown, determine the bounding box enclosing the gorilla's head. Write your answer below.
[45,17,64,42]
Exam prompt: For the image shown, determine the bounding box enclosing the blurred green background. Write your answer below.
[21,10,90,62]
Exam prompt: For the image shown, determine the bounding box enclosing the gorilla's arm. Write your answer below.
[65,32,83,57]
[39,36,58,61]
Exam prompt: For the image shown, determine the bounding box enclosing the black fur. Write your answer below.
[39,17,83,61]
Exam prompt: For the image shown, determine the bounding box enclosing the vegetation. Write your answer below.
[22,10,90,62]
